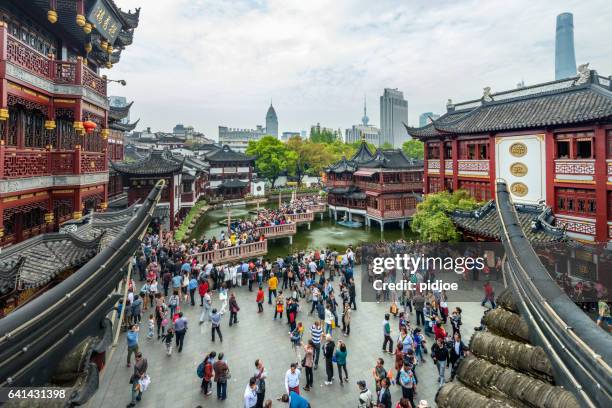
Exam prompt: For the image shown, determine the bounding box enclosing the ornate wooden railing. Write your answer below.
[1,148,106,179]
[554,159,595,181]
[193,240,268,264]
[4,32,106,95]
[285,212,315,223]
[366,207,415,218]
[80,152,106,173]
[356,181,422,192]
[254,223,296,238]
[326,179,352,187]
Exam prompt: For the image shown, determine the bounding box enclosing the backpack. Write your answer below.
[170,296,178,307]
[196,361,205,378]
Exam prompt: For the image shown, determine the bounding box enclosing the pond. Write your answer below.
[189,203,418,259]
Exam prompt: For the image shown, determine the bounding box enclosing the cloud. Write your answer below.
[108,0,612,140]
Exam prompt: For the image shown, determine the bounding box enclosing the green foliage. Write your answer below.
[286,136,334,182]
[310,126,339,144]
[246,136,298,187]
[411,190,479,242]
[381,142,394,149]
[402,139,424,160]
[175,200,207,242]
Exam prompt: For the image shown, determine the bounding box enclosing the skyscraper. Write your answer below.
[555,12,577,80]
[265,102,278,138]
[345,97,381,145]
[419,112,440,127]
[380,88,408,147]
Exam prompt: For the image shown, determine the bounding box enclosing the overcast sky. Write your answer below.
[107,0,612,140]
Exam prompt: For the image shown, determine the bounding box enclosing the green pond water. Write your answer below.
[189,203,417,259]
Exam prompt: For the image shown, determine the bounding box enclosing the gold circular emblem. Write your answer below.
[510,182,528,197]
[509,162,528,177]
[509,142,527,158]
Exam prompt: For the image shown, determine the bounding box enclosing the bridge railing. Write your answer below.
[285,212,315,223]
[307,204,327,213]
[255,223,296,238]
[193,240,268,264]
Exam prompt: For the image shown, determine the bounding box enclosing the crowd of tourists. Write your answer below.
[120,230,487,407]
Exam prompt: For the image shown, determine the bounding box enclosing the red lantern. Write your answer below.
[83,120,97,134]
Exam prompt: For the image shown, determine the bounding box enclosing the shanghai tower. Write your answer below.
[555,12,577,80]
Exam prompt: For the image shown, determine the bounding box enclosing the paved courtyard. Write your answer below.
[89,271,488,408]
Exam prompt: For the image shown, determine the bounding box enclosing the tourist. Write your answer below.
[275,291,285,320]
[399,361,416,407]
[160,327,174,355]
[211,308,224,342]
[335,339,349,386]
[450,307,462,337]
[597,299,612,332]
[357,380,373,408]
[154,295,167,339]
[348,278,357,310]
[168,290,180,318]
[382,314,393,354]
[342,302,351,336]
[310,321,323,369]
[372,358,387,394]
[171,272,182,294]
[126,324,139,367]
[126,352,148,408]
[244,377,258,408]
[146,314,154,339]
[324,304,334,336]
[431,337,449,386]
[323,334,335,385]
[200,291,212,324]
[198,279,209,307]
[174,311,188,353]
[448,333,467,380]
[377,378,392,408]
[413,328,425,364]
[268,272,278,304]
[229,292,240,326]
[213,353,229,400]
[256,285,265,313]
[481,281,496,309]
[417,401,430,408]
[413,293,425,326]
[284,362,301,395]
[200,351,216,396]
[302,341,314,391]
[253,359,267,408]
[189,274,198,306]
[279,391,310,408]
[397,398,412,408]
[131,294,143,324]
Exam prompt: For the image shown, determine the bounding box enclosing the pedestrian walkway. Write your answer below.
[89,271,485,408]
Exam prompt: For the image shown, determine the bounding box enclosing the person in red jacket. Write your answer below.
[256,286,265,313]
[198,280,209,307]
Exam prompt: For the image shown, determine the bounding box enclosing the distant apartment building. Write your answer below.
[218,125,266,152]
[418,112,441,128]
[380,88,408,147]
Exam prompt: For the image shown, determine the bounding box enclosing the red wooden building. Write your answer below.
[407,67,612,243]
[0,0,139,247]
[204,145,254,199]
[325,141,423,230]
[107,102,138,200]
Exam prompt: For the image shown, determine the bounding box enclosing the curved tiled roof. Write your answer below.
[111,150,183,175]
[327,157,357,173]
[205,145,254,162]
[110,118,140,132]
[108,102,133,122]
[350,141,374,163]
[359,148,423,169]
[406,72,612,139]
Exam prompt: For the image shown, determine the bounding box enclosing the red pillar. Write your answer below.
[594,126,607,243]
[488,134,496,199]
[545,130,555,207]
[439,142,446,191]
[423,141,429,194]
[451,138,459,191]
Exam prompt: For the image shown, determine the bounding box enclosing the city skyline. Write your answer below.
[107,0,612,139]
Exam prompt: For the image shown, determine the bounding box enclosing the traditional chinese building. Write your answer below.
[107,101,138,201]
[407,67,612,243]
[0,0,139,247]
[204,144,255,199]
[110,150,183,229]
[325,141,423,230]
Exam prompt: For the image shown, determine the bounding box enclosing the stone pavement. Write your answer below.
[88,273,487,408]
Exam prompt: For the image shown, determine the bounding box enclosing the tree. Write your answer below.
[246,136,297,187]
[411,190,479,242]
[402,139,424,160]
[286,136,334,184]
[324,139,357,163]
[381,142,394,149]
[310,126,339,144]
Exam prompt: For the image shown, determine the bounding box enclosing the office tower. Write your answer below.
[265,102,278,137]
[555,12,577,80]
[380,88,408,146]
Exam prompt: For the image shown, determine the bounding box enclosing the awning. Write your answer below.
[354,169,378,177]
